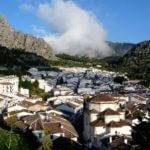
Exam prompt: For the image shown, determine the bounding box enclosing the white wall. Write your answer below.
[105,115,120,124]
[119,112,125,120]
[90,113,98,122]
[89,102,119,113]
[109,126,131,135]
[0,76,19,94]
[20,88,29,97]
[94,126,106,136]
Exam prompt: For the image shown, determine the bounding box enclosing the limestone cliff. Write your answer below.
[0,15,53,59]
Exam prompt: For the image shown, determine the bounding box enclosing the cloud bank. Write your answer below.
[37,0,112,57]
[19,4,34,12]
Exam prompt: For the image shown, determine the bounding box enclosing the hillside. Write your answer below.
[0,45,52,75]
[104,41,150,86]
[108,41,135,56]
[0,15,53,59]
[122,41,150,85]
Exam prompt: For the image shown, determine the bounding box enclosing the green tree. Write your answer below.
[40,136,52,150]
[32,80,39,88]
[5,115,17,127]
[132,121,150,150]
[19,79,32,90]
[0,128,29,150]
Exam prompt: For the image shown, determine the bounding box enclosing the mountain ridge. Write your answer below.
[0,15,54,59]
[107,41,135,56]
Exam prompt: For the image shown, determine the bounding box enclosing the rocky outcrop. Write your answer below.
[123,40,150,67]
[0,15,53,59]
[122,41,150,85]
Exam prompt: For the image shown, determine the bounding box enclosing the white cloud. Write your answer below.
[37,0,112,57]
[30,25,48,37]
[19,4,34,12]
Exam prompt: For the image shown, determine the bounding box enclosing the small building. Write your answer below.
[83,94,131,149]
[0,75,19,94]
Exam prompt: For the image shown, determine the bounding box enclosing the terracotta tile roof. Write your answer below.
[21,113,78,138]
[126,102,137,113]
[91,119,105,127]
[21,114,39,124]
[48,114,78,137]
[88,94,117,103]
[0,82,13,85]
[117,108,126,112]
[43,122,62,134]
[31,119,43,130]
[63,128,78,138]
[90,109,99,114]
[107,120,130,128]
[28,104,49,112]
[13,121,29,129]
[19,101,33,108]
[102,108,119,115]
[35,101,47,106]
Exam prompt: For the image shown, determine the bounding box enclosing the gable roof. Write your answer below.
[102,108,119,115]
[88,94,117,103]
[107,120,130,128]
[91,119,105,127]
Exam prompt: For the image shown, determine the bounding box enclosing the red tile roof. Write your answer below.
[91,119,105,127]
[88,94,117,103]
[107,120,130,128]
[102,108,119,115]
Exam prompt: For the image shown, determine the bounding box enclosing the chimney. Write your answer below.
[61,124,64,129]
[109,136,112,143]
[124,138,128,144]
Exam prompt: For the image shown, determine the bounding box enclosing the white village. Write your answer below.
[0,67,149,149]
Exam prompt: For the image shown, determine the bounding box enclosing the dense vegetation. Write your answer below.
[19,79,53,101]
[122,41,150,87]
[49,53,107,68]
[0,128,29,150]
[0,41,149,87]
[132,121,150,150]
[49,51,150,87]
[0,45,50,75]
[102,41,150,87]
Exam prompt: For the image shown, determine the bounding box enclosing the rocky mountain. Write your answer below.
[103,40,150,86]
[0,15,53,59]
[108,41,135,56]
[122,40,150,79]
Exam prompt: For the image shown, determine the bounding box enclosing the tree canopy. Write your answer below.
[0,128,29,150]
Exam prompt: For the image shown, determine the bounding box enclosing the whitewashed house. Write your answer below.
[20,88,29,97]
[56,101,83,116]
[20,113,78,142]
[53,85,74,96]
[83,94,131,149]
[0,75,19,94]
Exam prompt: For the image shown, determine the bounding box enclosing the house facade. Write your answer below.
[83,94,131,149]
[0,76,19,94]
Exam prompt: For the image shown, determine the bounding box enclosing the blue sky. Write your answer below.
[0,0,150,43]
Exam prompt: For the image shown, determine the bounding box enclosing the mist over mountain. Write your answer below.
[0,14,135,60]
[108,41,135,56]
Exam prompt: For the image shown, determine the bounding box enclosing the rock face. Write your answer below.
[122,41,150,84]
[123,40,150,69]
[0,15,53,59]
